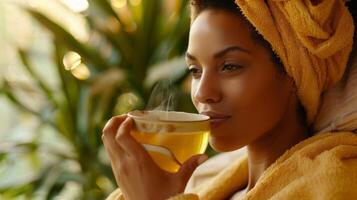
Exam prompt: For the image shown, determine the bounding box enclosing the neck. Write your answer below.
[245,104,309,191]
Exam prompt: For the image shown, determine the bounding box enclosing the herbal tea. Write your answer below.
[131,130,209,172]
[128,110,210,173]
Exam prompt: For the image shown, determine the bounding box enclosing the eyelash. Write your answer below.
[188,67,202,78]
[222,63,242,72]
[188,63,243,78]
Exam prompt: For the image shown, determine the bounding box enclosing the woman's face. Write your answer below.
[186,9,295,151]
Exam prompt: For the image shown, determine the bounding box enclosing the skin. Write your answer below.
[102,8,310,200]
[102,115,207,200]
[187,9,310,194]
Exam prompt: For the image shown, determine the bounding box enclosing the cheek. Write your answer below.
[190,80,199,109]
[239,77,291,132]
[222,71,290,132]
[220,79,245,108]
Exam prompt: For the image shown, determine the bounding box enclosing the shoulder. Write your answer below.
[307,132,357,195]
[248,132,357,199]
[293,132,357,198]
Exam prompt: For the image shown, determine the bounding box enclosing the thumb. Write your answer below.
[178,154,208,183]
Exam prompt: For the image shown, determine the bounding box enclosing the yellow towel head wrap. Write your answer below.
[235,0,355,125]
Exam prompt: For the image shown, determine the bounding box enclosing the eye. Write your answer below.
[221,63,242,73]
[188,66,202,79]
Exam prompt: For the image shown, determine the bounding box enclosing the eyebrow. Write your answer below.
[186,46,250,60]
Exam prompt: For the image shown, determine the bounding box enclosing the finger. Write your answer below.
[102,114,127,138]
[102,115,127,157]
[102,130,128,185]
[115,117,149,157]
[177,154,208,184]
[102,129,125,158]
[108,156,123,187]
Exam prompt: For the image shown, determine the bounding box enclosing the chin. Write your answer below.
[209,136,245,152]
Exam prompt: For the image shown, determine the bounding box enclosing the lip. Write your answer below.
[200,111,231,128]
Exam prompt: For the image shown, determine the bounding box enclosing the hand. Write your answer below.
[102,115,208,200]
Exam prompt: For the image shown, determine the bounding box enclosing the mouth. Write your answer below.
[200,111,231,128]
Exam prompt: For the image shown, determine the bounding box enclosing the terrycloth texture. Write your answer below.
[185,147,247,192]
[235,0,355,124]
[242,132,357,200]
[105,153,247,200]
[186,154,248,200]
[184,51,357,193]
[177,132,357,200]
[106,132,357,200]
[105,187,199,200]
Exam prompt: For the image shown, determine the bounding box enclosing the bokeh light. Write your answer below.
[60,0,89,13]
[71,63,90,80]
[111,0,127,9]
[63,51,82,70]
[129,0,141,6]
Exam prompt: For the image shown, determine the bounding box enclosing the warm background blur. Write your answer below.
[0,0,203,199]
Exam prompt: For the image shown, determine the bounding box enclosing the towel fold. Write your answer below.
[243,131,357,200]
[105,1,357,199]
[235,0,355,124]
[107,132,357,200]
[174,132,357,200]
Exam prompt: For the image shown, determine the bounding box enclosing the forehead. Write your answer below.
[188,9,254,54]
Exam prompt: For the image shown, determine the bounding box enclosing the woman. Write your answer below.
[102,0,357,199]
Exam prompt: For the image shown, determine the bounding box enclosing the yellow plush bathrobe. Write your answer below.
[106,132,357,200]
[183,132,357,200]
[106,0,357,199]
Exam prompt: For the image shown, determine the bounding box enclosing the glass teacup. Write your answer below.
[128,110,210,173]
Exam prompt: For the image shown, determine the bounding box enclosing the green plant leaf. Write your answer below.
[53,42,78,139]
[145,56,188,88]
[1,81,58,130]
[18,49,58,108]
[131,0,162,84]
[90,0,128,30]
[26,8,111,72]
[1,1,193,198]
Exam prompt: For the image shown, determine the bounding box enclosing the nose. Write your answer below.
[192,71,222,104]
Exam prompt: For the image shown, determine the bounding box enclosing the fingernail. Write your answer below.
[102,121,111,133]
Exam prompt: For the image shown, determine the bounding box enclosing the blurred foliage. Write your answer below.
[0,0,211,199]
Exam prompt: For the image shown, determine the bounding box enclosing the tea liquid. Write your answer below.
[131,130,209,172]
